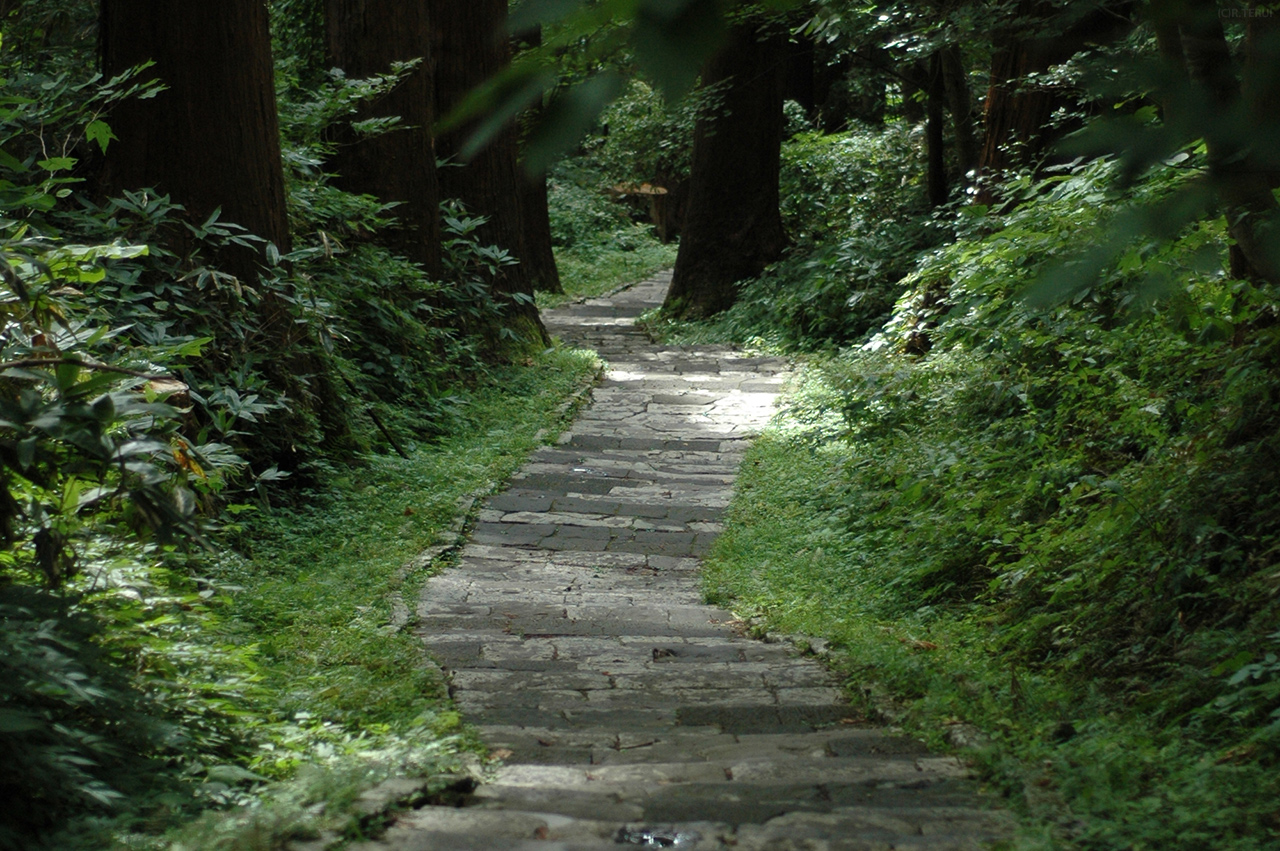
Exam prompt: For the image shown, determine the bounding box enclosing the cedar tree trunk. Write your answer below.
[976,1,1136,203]
[1178,0,1279,283]
[100,0,354,459]
[326,0,442,276]
[431,0,547,347]
[100,0,291,286]
[1244,2,1280,187]
[518,169,563,293]
[941,43,980,185]
[664,22,788,319]
[513,27,563,294]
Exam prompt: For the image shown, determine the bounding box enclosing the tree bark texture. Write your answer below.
[976,1,1137,204]
[941,44,979,185]
[975,37,1060,202]
[100,0,291,284]
[430,0,547,347]
[1244,2,1280,187]
[1177,0,1279,283]
[664,22,788,319]
[325,0,442,276]
[100,0,354,459]
[518,169,563,293]
[513,26,563,295]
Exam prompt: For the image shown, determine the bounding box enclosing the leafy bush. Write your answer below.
[648,122,942,350]
[544,159,678,303]
[586,78,709,190]
[0,14,556,847]
[779,124,925,246]
[547,161,635,251]
[706,155,1280,848]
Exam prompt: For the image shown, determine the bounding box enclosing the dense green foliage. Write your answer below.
[6,0,1279,847]
[0,3,608,846]
[545,157,678,305]
[699,119,1280,851]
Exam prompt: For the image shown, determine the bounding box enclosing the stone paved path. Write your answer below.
[358,274,1010,850]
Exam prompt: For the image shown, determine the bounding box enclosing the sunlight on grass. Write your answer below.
[215,347,600,732]
[542,238,677,308]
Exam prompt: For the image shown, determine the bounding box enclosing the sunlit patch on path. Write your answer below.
[353,273,1011,850]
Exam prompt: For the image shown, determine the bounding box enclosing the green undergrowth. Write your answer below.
[704,158,1280,849]
[213,346,600,736]
[543,160,678,308]
[642,121,941,350]
[70,346,600,850]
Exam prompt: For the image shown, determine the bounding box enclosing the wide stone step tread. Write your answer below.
[482,756,970,790]
[465,779,997,826]
[478,728,937,766]
[351,804,1011,851]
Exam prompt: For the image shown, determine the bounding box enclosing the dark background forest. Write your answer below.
[2,0,1278,848]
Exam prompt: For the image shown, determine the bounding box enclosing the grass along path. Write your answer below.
[704,361,1280,851]
[542,241,678,310]
[138,347,601,849]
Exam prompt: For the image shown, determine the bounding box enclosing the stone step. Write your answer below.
[463,778,1000,828]
[353,804,1011,851]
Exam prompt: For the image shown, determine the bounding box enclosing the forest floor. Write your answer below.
[336,273,1011,851]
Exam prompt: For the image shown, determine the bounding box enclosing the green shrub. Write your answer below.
[705,155,1280,849]
[651,122,940,350]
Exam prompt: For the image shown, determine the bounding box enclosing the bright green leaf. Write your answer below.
[85,119,118,154]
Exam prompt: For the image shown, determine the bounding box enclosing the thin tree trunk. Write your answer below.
[941,44,979,185]
[926,52,949,208]
[664,21,788,319]
[431,0,547,348]
[326,0,442,276]
[1153,19,1188,125]
[784,29,818,116]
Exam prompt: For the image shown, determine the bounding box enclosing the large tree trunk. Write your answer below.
[430,0,547,348]
[325,0,442,276]
[518,170,563,294]
[513,26,563,295]
[100,1,355,461]
[1177,0,1279,283]
[100,1,291,286]
[664,22,788,319]
[1243,1,1280,188]
[976,1,1137,204]
[975,36,1060,203]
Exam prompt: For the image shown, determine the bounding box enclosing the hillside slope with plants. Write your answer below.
[625,9,1280,850]
[700,154,1280,848]
[0,3,639,848]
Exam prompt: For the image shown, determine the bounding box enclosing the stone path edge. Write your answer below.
[384,355,605,634]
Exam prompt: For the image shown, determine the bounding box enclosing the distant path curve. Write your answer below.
[357,272,1011,850]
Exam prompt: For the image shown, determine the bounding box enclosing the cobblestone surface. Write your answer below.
[353,273,1009,850]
